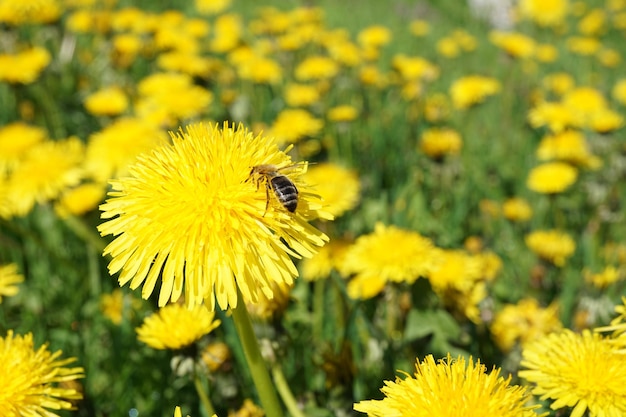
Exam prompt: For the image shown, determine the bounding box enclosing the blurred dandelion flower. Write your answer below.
[301,240,350,281]
[267,108,323,145]
[517,0,569,28]
[0,0,61,25]
[526,161,577,194]
[54,183,106,217]
[0,263,23,303]
[284,83,321,107]
[535,43,559,62]
[597,297,626,351]
[419,127,462,159]
[236,55,283,85]
[567,36,601,55]
[536,130,601,169]
[0,122,46,171]
[84,86,128,116]
[201,341,231,372]
[525,229,575,266]
[588,108,624,133]
[562,86,607,121]
[491,298,562,352]
[99,123,329,310]
[357,25,392,49]
[295,55,339,81]
[489,31,536,59]
[327,105,358,122]
[303,163,360,218]
[502,197,533,222]
[210,13,242,53]
[0,330,84,417]
[0,47,51,84]
[355,354,539,417]
[597,48,620,68]
[450,75,501,109]
[542,72,575,96]
[409,19,430,36]
[246,280,293,321]
[137,303,221,350]
[520,329,626,417]
[584,266,622,289]
[612,79,626,105]
[340,223,439,299]
[391,54,439,82]
[423,93,450,123]
[194,0,231,15]
[528,101,579,132]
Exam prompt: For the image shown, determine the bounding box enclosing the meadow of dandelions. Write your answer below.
[1,0,626,416]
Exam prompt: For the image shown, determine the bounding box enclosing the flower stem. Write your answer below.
[231,289,284,417]
[193,373,217,417]
[271,363,306,417]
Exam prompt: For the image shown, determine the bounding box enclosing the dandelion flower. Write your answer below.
[0,330,84,417]
[98,122,329,310]
[295,55,339,81]
[528,101,579,132]
[54,183,105,217]
[357,25,392,49]
[194,0,231,15]
[519,329,626,417]
[201,342,231,372]
[525,229,575,266]
[300,239,349,281]
[0,0,61,25]
[392,54,439,82]
[327,105,358,122]
[266,109,323,145]
[517,0,569,28]
[613,79,626,106]
[355,354,539,417]
[84,86,129,116]
[0,263,23,303]
[489,31,536,59]
[536,130,601,168]
[303,163,360,218]
[137,303,221,350]
[526,161,577,194]
[419,127,462,159]
[584,266,622,289]
[542,72,575,96]
[284,83,321,107]
[0,47,51,84]
[491,298,562,352]
[502,197,533,222]
[340,223,439,299]
[0,122,47,171]
[449,75,501,109]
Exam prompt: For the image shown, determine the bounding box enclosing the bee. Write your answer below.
[249,164,299,213]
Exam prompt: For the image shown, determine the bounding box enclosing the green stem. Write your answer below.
[193,373,217,417]
[231,289,284,417]
[271,363,306,417]
[62,214,107,253]
[313,278,325,342]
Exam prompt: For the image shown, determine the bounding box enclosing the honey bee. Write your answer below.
[249,164,299,213]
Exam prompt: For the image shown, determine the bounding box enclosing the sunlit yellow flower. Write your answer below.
[588,108,624,133]
[567,36,601,55]
[357,25,392,49]
[419,127,462,159]
[194,0,231,15]
[5,138,84,216]
[209,13,242,53]
[584,266,622,288]
[229,399,264,417]
[526,161,578,194]
[340,223,439,300]
[449,75,501,109]
[597,48,621,68]
[491,298,562,352]
[453,29,477,51]
[520,329,626,417]
[423,93,450,123]
[542,72,575,96]
[436,37,460,58]
[0,47,51,84]
[518,0,569,27]
[201,341,231,372]
[502,197,533,222]
[528,101,579,132]
[112,33,142,67]
[246,280,292,321]
[325,38,361,67]
[525,229,575,266]
[0,263,23,303]
[157,52,221,78]
[295,55,339,81]
[0,330,84,417]
[578,8,606,35]
[85,117,167,182]
[562,86,607,120]
[489,31,536,59]
[391,54,439,82]
[237,55,283,84]
[613,79,626,106]
[327,105,358,122]
[359,65,387,88]
[0,0,61,25]
[535,43,559,62]
[54,182,106,218]
[99,123,330,310]
[409,19,430,36]
[100,288,141,325]
[300,239,350,282]
[84,86,128,116]
[137,303,221,350]
[266,109,323,145]
[0,122,46,171]
[303,163,360,218]
[536,130,601,168]
[284,83,321,107]
[355,354,539,417]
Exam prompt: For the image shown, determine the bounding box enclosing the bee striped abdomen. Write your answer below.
[270,175,299,212]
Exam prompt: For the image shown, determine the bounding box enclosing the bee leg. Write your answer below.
[263,182,270,217]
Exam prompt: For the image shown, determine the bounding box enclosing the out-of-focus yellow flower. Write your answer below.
[612,79,626,106]
[112,33,143,67]
[449,75,501,109]
[246,280,292,321]
[527,161,578,194]
[210,13,242,53]
[436,37,460,58]
[55,183,105,217]
[0,0,61,25]
[303,163,360,218]
[157,52,221,78]
[453,29,477,51]
[284,83,321,107]
[525,229,576,266]
[236,54,283,84]
[100,288,141,325]
[419,127,462,159]
[578,8,606,35]
[423,93,450,123]
[517,0,570,27]
[542,72,575,96]
[392,54,439,82]
[409,19,430,36]
[490,31,536,59]
[357,25,392,49]
[588,108,624,133]
[327,105,358,122]
[266,109,323,145]
[84,86,128,116]
[535,43,559,62]
[502,197,533,222]
[597,48,621,68]
[355,354,539,417]
[584,266,622,288]
[194,0,231,15]
[359,65,387,88]
[295,55,339,81]
[567,36,601,55]
[536,130,601,168]
[0,47,51,84]
[528,101,579,132]
[228,399,264,417]
[201,342,231,372]
[0,122,47,171]
[562,86,607,120]
[0,263,23,303]
[491,298,562,352]
[300,240,350,282]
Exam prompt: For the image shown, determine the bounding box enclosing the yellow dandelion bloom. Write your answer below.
[409,19,430,36]
[303,163,360,218]
[137,303,221,350]
[567,36,601,55]
[0,47,51,84]
[528,101,579,132]
[84,86,128,116]
[449,75,501,109]
[355,354,539,417]
[536,130,600,168]
[246,280,292,321]
[489,31,536,59]
[502,197,533,222]
[423,93,450,123]
[436,37,460,58]
[210,13,242,53]
[295,55,339,81]
[597,48,621,68]
[0,330,84,417]
[584,266,622,288]
[562,86,607,120]
[613,79,626,106]
[327,105,358,122]
[194,0,231,15]
[597,297,626,351]
[525,229,575,266]
[579,8,606,35]
[340,223,439,300]
[491,298,562,352]
[359,65,388,88]
[527,161,578,194]
[0,0,61,25]
[201,341,231,372]
[300,239,349,281]
[520,329,626,417]
[357,25,392,49]
[267,108,323,145]
[0,263,23,303]
[518,0,569,27]
[0,122,47,171]
[157,52,220,78]
[54,183,106,217]
[98,123,330,310]
[391,54,439,82]
[588,108,624,133]
[535,43,559,62]
[230,399,264,417]
[5,138,84,216]
[237,55,283,85]
[419,127,462,159]
[284,83,321,107]
[85,117,167,182]
[542,73,575,96]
